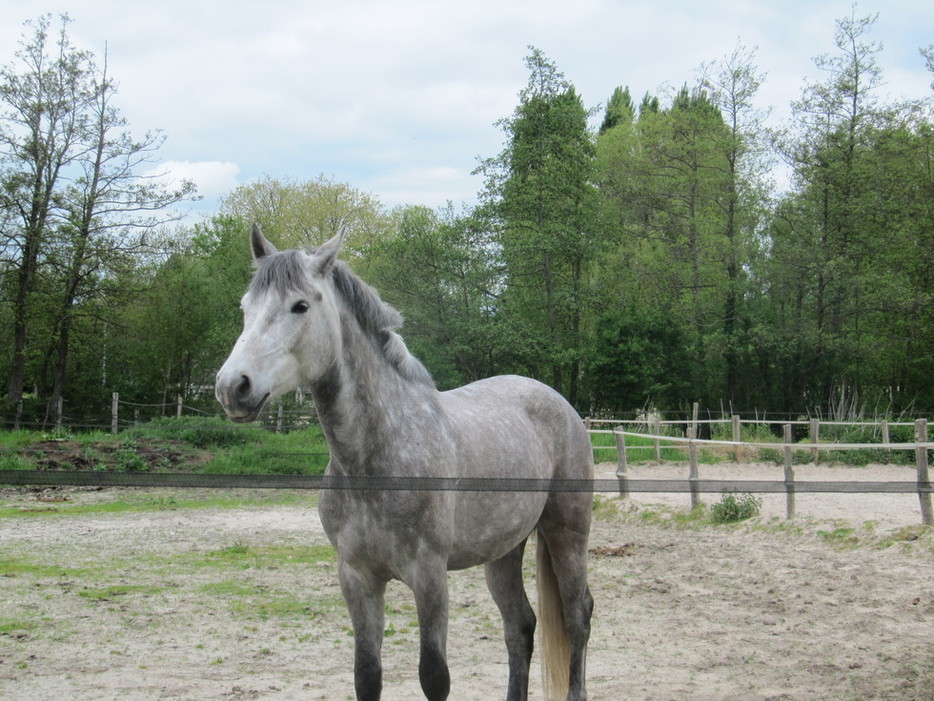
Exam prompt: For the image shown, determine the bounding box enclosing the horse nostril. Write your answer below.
[235,375,251,401]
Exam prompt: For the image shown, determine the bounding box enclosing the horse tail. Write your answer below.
[537,532,570,701]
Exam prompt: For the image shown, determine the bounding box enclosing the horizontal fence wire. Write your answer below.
[590,430,934,453]
[0,471,929,494]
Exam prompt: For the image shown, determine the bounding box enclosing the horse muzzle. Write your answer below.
[216,370,270,423]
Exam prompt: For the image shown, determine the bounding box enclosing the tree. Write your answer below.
[769,10,889,405]
[45,49,195,424]
[111,216,251,407]
[218,175,390,258]
[478,47,598,404]
[367,205,508,388]
[599,86,635,134]
[594,85,736,404]
[0,15,93,408]
[0,14,195,423]
[700,44,770,403]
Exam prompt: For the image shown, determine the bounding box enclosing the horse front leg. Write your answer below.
[485,539,535,701]
[339,559,387,701]
[410,559,451,701]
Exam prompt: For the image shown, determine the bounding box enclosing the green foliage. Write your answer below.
[582,309,691,411]
[0,418,330,477]
[817,526,859,548]
[710,492,762,523]
[1,12,932,424]
[589,430,685,464]
[121,416,264,449]
[478,46,598,403]
[0,453,32,471]
[367,205,507,388]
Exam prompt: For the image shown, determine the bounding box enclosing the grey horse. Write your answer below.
[216,225,593,700]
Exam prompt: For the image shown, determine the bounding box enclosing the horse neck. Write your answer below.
[309,312,439,473]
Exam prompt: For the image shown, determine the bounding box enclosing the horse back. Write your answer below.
[439,374,593,481]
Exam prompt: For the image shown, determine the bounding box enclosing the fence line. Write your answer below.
[595,417,933,526]
[588,418,918,427]
[5,397,932,524]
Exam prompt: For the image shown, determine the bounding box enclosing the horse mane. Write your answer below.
[249,250,434,388]
[330,261,435,388]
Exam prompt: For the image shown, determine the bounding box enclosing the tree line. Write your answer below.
[1,11,932,428]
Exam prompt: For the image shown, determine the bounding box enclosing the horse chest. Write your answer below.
[318,489,452,576]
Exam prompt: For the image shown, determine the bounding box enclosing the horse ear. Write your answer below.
[251,223,277,260]
[314,225,346,273]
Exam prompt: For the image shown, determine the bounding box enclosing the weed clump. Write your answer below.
[710,492,762,523]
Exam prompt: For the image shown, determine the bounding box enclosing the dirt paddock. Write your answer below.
[0,462,931,700]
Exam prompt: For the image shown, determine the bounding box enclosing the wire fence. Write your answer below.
[2,395,932,524]
[588,414,932,525]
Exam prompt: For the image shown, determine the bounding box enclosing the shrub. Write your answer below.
[122,416,264,449]
[710,492,762,523]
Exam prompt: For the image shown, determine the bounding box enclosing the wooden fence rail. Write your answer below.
[588,417,933,526]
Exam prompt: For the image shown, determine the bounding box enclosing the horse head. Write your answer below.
[215,224,344,422]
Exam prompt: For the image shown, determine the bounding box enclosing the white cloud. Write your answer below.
[145,161,241,199]
[7,0,931,213]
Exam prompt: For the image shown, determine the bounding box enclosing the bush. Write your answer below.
[122,416,264,449]
[710,492,762,523]
[0,453,32,471]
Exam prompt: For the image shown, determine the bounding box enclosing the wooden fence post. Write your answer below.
[688,426,700,510]
[881,419,890,446]
[783,423,796,520]
[915,419,932,526]
[810,418,820,464]
[277,404,284,434]
[14,400,23,430]
[732,415,741,462]
[176,395,183,419]
[111,392,119,434]
[653,417,661,461]
[614,429,629,498]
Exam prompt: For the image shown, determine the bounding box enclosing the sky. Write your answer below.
[1,0,931,221]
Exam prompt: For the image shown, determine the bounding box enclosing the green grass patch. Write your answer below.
[0,618,39,637]
[816,525,860,548]
[196,543,336,570]
[0,490,313,519]
[120,416,266,449]
[0,417,331,479]
[199,578,343,622]
[590,430,685,464]
[0,556,94,580]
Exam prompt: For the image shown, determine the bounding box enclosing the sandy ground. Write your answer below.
[0,462,931,700]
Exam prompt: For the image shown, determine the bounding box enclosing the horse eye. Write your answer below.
[291,300,309,314]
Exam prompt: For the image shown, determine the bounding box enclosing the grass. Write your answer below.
[590,430,685,464]
[594,493,932,554]
[590,419,923,467]
[0,495,344,652]
[0,489,312,519]
[196,543,336,570]
[0,416,331,479]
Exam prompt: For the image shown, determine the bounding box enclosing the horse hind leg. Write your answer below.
[484,538,536,701]
[537,522,593,701]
